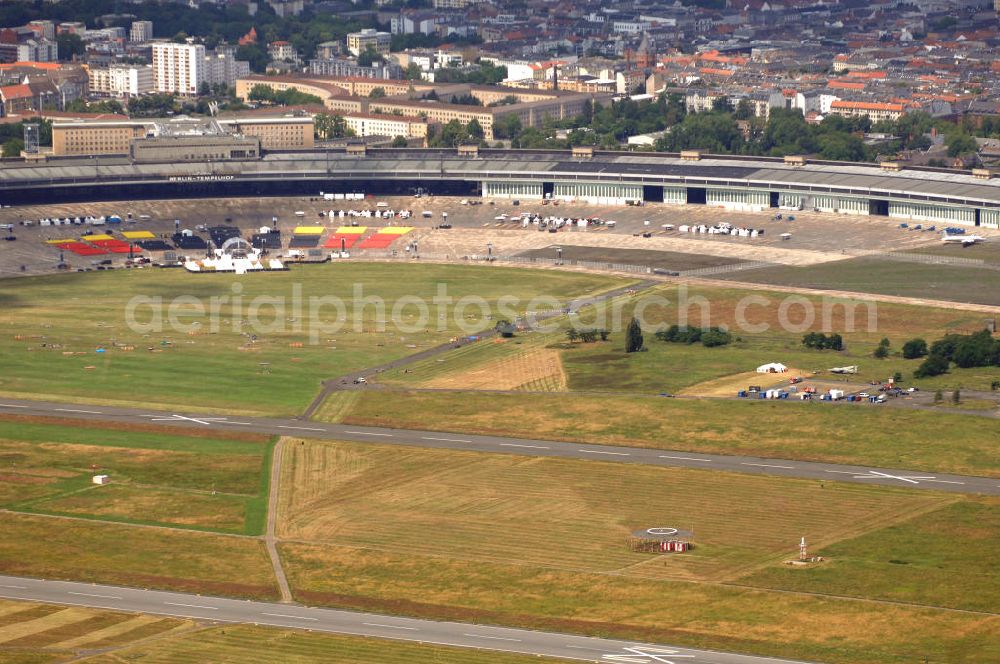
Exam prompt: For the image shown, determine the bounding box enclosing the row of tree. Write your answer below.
[914,329,1000,378]
[654,325,732,348]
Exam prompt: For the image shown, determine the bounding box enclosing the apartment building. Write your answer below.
[828,100,905,123]
[88,64,154,97]
[152,42,205,95]
[346,29,391,57]
[129,21,153,44]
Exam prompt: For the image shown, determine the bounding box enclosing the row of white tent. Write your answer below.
[328,209,413,219]
[678,223,762,237]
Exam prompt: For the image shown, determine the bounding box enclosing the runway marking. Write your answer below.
[500,443,549,449]
[54,408,102,414]
[579,449,630,456]
[565,644,609,652]
[261,612,318,621]
[165,602,219,610]
[147,414,229,426]
[924,479,965,485]
[363,622,418,630]
[0,584,26,589]
[852,470,936,484]
[741,462,795,469]
[345,431,394,437]
[0,404,28,408]
[824,470,860,475]
[659,455,712,462]
[219,421,253,426]
[603,646,696,663]
[462,633,522,642]
[68,591,121,599]
[423,436,473,443]
[278,425,327,432]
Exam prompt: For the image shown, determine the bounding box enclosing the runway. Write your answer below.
[0,574,810,664]
[0,397,996,495]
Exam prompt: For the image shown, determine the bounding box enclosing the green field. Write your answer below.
[722,257,1000,307]
[740,497,1000,613]
[0,264,624,415]
[377,282,1000,394]
[0,419,271,534]
[334,389,1000,476]
[0,601,552,664]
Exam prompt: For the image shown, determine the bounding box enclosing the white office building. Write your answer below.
[152,42,206,95]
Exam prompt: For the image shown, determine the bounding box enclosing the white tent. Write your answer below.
[756,362,788,373]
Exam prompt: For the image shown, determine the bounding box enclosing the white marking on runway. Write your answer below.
[165,602,218,610]
[345,431,393,437]
[0,584,26,589]
[824,470,860,475]
[54,408,102,414]
[924,479,965,485]
[68,591,121,599]
[261,613,318,621]
[147,414,229,426]
[277,425,326,432]
[422,436,473,443]
[0,404,28,408]
[852,470,936,484]
[500,443,549,449]
[579,449,630,456]
[659,455,712,462]
[565,644,610,652]
[463,633,522,642]
[363,622,418,630]
[741,463,795,469]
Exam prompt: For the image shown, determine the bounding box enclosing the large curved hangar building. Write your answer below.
[2,148,998,229]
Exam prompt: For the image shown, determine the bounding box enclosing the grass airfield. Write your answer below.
[0,257,998,663]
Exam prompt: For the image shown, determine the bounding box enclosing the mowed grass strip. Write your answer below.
[0,420,273,535]
[337,389,1000,476]
[281,544,1000,664]
[0,264,623,415]
[276,440,950,582]
[0,513,278,600]
[78,623,562,664]
[738,497,1000,613]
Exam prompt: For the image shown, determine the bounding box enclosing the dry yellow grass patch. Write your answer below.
[679,368,809,397]
[0,607,95,644]
[421,347,566,391]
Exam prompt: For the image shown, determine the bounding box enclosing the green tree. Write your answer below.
[390,135,409,147]
[357,44,382,68]
[56,33,84,61]
[914,353,949,378]
[369,87,386,99]
[934,389,943,404]
[404,63,423,80]
[466,118,484,140]
[946,132,977,158]
[2,138,24,157]
[625,317,643,353]
[902,338,928,359]
[566,328,579,343]
[952,389,961,404]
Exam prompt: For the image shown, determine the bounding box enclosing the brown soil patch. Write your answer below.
[0,413,270,443]
[0,473,51,485]
[423,348,567,391]
[680,368,810,397]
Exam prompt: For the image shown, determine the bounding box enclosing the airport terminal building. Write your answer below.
[2,147,999,229]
